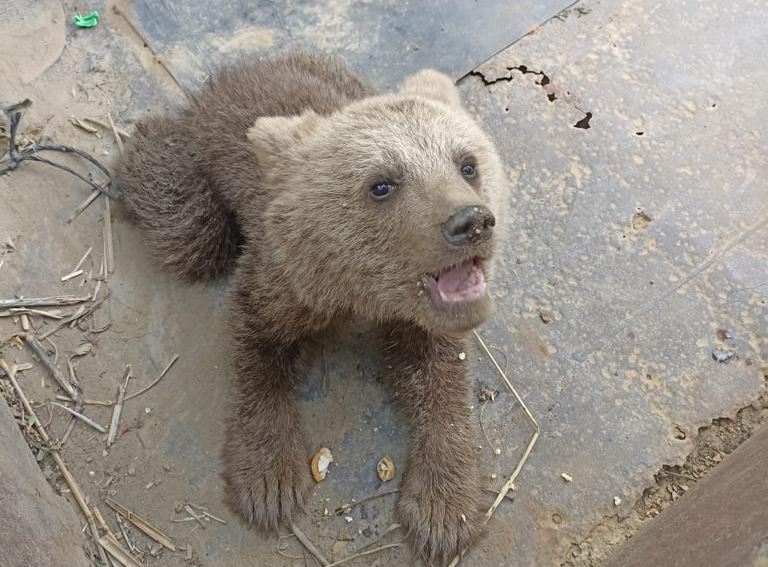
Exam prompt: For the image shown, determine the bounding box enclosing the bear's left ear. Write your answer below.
[399,69,462,109]
[247,110,322,157]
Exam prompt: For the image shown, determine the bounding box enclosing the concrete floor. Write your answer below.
[1,0,766,566]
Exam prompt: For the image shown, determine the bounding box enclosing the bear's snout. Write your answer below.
[441,205,495,246]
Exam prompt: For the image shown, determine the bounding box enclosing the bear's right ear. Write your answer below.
[400,69,462,109]
[247,111,322,156]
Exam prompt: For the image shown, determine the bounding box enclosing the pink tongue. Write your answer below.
[437,262,475,293]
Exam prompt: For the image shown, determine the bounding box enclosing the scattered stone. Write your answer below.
[712,349,736,363]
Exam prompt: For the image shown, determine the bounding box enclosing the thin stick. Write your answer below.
[124,354,179,401]
[69,117,102,137]
[20,313,30,331]
[104,196,114,273]
[325,543,402,567]
[68,295,108,329]
[291,523,330,566]
[83,117,130,139]
[94,506,120,542]
[447,331,541,567]
[115,513,136,552]
[107,365,131,446]
[106,112,124,154]
[59,399,83,446]
[201,510,226,524]
[91,520,111,567]
[56,394,114,406]
[98,536,143,567]
[7,308,65,319]
[183,504,206,528]
[334,489,400,516]
[105,498,176,551]
[0,296,91,308]
[49,402,107,433]
[38,305,85,340]
[67,189,101,223]
[61,269,84,282]
[66,358,80,389]
[38,294,107,340]
[72,246,93,273]
[23,333,78,400]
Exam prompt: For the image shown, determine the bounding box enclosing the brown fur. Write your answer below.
[116,52,506,565]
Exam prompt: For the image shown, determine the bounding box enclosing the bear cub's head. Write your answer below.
[249,70,506,335]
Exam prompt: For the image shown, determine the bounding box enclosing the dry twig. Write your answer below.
[106,112,124,154]
[326,543,403,567]
[0,295,90,308]
[69,117,102,137]
[291,523,330,566]
[124,354,179,401]
[67,189,101,223]
[107,365,131,447]
[22,333,78,401]
[83,117,130,139]
[105,498,176,551]
[103,196,114,274]
[98,536,143,567]
[49,402,107,433]
[334,489,400,516]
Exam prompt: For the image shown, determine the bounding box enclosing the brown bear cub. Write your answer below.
[116,52,506,564]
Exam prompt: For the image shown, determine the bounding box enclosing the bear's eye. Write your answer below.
[370,181,394,200]
[461,163,477,178]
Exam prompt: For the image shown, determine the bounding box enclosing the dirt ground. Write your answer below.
[2,1,767,566]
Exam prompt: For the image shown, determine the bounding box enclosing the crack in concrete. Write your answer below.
[468,65,558,102]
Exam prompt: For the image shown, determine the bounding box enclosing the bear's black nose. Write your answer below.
[442,205,495,246]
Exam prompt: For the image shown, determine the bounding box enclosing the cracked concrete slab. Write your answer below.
[0,1,766,566]
[118,0,576,89]
[458,0,768,563]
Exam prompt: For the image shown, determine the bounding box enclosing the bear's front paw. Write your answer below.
[397,472,484,565]
[223,446,310,532]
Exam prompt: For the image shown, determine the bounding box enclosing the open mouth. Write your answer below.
[423,258,487,307]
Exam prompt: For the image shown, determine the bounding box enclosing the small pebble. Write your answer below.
[491,473,498,480]
[344,516,353,524]
[613,496,622,506]
[494,448,501,456]
[145,407,152,414]
[458,352,466,361]
[561,472,573,483]
[712,349,736,363]
[88,470,95,477]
